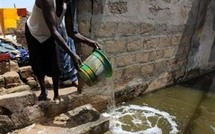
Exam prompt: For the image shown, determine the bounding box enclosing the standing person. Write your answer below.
[57,0,100,93]
[25,0,99,101]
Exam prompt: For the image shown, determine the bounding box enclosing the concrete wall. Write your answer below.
[187,0,215,71]
[76,0,215,93]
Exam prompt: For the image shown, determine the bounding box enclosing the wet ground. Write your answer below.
[107,71,215,134]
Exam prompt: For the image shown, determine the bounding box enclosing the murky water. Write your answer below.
[105,72,215,134]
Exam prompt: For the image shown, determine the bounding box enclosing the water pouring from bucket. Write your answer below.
[78,49,113,86]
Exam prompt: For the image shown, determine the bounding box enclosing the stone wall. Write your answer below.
[76,0,215,93]
[1,1,215,132]
[10,0,215,94]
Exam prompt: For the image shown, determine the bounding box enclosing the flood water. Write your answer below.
[105,72,215,134]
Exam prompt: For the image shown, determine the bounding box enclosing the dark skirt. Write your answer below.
[25,24,60,78]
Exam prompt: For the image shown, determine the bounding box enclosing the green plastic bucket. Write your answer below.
[79,49,113,86]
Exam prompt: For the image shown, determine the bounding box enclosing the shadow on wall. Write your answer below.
[209,36,215,61]
[174,0,215,82]
[209,6,215,61]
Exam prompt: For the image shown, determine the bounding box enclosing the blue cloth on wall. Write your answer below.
[17,47,29,62]
[0,42,29,63]
[0,42,16,53]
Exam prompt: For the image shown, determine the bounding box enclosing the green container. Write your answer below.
[79,49,113,86]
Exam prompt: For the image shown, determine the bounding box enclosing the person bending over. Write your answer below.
[25,0,99,101]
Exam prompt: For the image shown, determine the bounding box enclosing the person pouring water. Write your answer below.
[25,0,100,101]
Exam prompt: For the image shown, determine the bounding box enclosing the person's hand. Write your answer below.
[72,54,82,70]
[89,41,100,50]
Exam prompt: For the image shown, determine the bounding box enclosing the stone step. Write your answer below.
[62,115,109,134]
[56,104,109,134]
[0,85,109,133]
[9,104,109,134]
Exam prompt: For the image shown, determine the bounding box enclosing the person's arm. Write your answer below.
[64,1,100,49]
[39,0,82,68]
[73,33,100,49]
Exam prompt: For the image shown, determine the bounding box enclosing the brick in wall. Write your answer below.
[136,52,150,63]
[141,63,154,76]
[127,38,143,52]
[116,53,135,68]
[158,36,172,48]
[171,34,183,46]
[136,22,154,35]
[104,38,126,54]
[116,22,136,36]
[94,22,117,37]
[123,65,141,83]
[107,1,128,14]
[143,37,159,50]
[164,47,177,58]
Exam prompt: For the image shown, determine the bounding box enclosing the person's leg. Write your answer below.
[25,24,48,101]
[73,39,84,94]
[37,75,48,101]
[77,74,84,94]
[68,38,83,93]
[52,76,59,99]
[42,37,60,99]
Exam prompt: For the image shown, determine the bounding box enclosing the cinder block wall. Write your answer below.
[76,0,215,93]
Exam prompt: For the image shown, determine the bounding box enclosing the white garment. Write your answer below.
[27,0,67,43]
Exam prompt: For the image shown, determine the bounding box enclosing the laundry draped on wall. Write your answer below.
[0,37,29,66]
[0,8,27,36]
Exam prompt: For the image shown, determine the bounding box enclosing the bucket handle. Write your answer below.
[94,46,101,51]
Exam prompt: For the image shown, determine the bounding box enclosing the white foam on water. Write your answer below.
[105,104,179,134]
[132,118,143,125]
[210,125,215,132]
